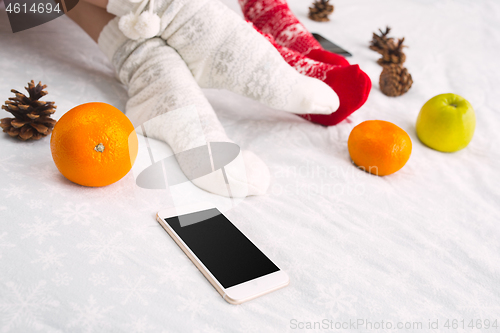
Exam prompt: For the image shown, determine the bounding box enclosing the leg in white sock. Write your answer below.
[107,0,339,115]
[98,18,270,197]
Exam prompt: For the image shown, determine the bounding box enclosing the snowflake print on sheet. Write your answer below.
[152,258,197,290]
[0,280,60,332]
[27,200,44,209]
[177,293,209,320]
[125,315,157,333]
[7,172,25,181]
[193,323,225,333]
[27,164,59,182]
[51,272,73,286]
[77,231,135,265]
[18,150,36,161]
[67,295,114,333]
[31,246,67,270]
[124,222,156,241]
[314,283,358,317]
[89,272,109,286]
[458,289,500,319]
[0,232,15,259]
[54,202,99,226]
[2,184,30,199]
[0,156,21,172]
[110,275,157,305]
[41,181,74,199]
[20,217,60,244]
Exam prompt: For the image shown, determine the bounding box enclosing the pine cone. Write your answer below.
[1,80,57,141]
[377,38,407,66]
[379,64,413,97]
[308,0,334,22]
[369,26,394,54]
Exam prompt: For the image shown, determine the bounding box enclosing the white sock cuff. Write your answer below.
[97,18,129,63]
[107,0,138,17]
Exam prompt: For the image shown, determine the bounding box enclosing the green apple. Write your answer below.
[416,93,476,152]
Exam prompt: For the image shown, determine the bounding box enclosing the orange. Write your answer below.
[50,102,138,187]
[348,120,412,176]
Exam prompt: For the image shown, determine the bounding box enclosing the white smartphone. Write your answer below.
[156,203,289,304]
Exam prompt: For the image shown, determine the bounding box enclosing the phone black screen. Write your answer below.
[312,33,352,57]
[164,208,279,289]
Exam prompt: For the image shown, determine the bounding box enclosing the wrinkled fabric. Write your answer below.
[0,0,499,331]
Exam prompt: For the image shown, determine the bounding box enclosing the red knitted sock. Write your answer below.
[239,0,350,67]
[256,26,371,126]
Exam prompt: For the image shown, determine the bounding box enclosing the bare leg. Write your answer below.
[66,0,114,42]
[80,0,109,9]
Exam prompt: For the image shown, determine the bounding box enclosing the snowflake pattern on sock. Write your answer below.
[239,0,350,66]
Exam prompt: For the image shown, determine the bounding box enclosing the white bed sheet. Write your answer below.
[1,0,500,332]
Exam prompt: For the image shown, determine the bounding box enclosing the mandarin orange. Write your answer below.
[50,102,138,187]
[348,120,412,176]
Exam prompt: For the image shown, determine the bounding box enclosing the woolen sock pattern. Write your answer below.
[97,18,271,197]
[106,0,340,115]
[239,0,350,67]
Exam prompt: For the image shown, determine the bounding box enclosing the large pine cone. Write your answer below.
[1,80,57,141]
[308,0,334,22]
[379,64,413,97]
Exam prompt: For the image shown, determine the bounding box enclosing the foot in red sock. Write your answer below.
[300,65,372,126]
[255,26,371,126]
[239,0,350,67]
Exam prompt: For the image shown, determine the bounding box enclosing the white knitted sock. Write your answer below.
[107,0,339,115]
[98,18,270,197]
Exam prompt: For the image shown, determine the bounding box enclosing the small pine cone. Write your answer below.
[377,38,407,66]
[1,80,57,141]
[369,26,394,54]
[379,64,413,97]
[308,0,334,22]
